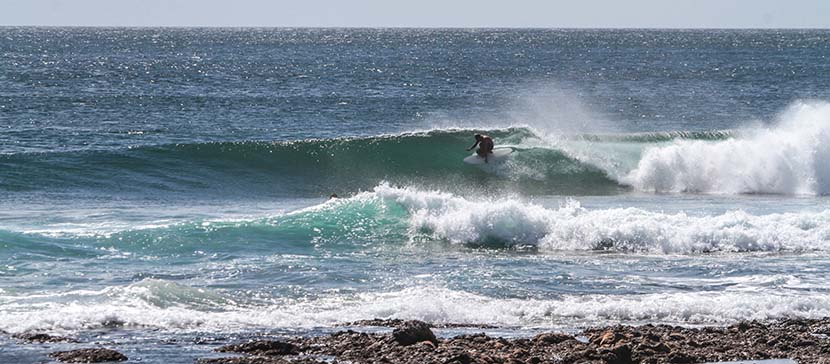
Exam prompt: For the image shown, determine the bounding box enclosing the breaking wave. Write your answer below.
[8,184,830,256]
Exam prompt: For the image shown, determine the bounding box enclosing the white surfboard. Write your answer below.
[463,148,513,165]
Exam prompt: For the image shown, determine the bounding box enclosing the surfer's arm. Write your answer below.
[466,141,479,151]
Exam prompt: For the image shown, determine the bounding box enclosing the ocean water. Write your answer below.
[2,28,830,363]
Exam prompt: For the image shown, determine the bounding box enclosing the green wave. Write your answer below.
[0,127,732,197]
[0,196,409,259]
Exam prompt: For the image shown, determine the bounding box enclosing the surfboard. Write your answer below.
[463,148,513,165]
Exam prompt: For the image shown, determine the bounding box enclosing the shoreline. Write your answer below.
[6,318,829,363]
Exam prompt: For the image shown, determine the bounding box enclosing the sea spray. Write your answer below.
[625,101,830,195]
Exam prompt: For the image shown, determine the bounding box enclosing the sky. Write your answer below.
[2,0,829,28]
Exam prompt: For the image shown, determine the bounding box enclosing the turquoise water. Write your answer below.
[2,28,830,363]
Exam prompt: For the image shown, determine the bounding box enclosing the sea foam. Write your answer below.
[3,281,829,333]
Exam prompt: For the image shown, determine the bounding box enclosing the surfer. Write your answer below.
[467,134,494,163]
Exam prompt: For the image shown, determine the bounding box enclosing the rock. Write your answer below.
[49,348,127,363]
[343,318,408,328]
[592,329,622,346]
[216,340,299,356]
[610,343,633,364]
[667,351,696,363]
[444,352,472,364]
[510,348,529,357]
[197,359,282,364]
[668,333,685,341]
[600,342,633,364]
[533,332,573,345]
[734,322,751,332]
[99,317,125,329]
[392,320,438,346]
[197,358,325,364]
[652,342,671,353]
[343,318,497,329]
[13,332,77,343]
[415,340,436,350]
[217,318,830,364]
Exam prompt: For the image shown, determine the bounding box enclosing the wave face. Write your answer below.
[0,127,757,200]
[5,102,830,199]
[624,101,830,195]
[0,127,626,198]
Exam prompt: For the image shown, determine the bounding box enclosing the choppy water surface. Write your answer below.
[1,28,830,363]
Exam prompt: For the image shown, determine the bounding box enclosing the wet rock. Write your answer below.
[49,348,127,363]
[344,318,497,329]
[533,332,573,345]
[345,318,409,328]
[197,358,325,364]
[436,323,500,329]
[99,317,126,329]
[197,359,280,364]
[194,336,228,345]
[13,332,78,343]
[392,320,438,346]
[216,340,299,356]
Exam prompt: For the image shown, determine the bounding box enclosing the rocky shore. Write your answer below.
[6,318,830,363]
[202,319,830,364]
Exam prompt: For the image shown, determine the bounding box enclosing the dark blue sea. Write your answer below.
[2,28,830,363]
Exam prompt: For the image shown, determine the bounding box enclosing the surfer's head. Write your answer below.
[474,133,483,141]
